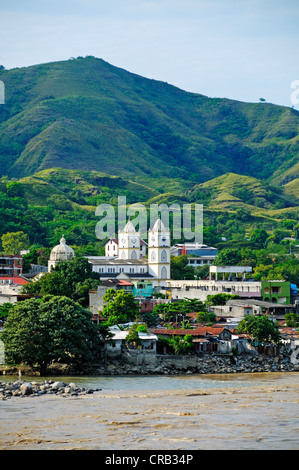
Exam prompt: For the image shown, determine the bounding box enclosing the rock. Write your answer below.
[20,382,33,395]
[51,381,66,390]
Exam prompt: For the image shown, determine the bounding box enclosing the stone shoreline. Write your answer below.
[1,352,297,385]
[97,353,297,376]
[0,380,101,400]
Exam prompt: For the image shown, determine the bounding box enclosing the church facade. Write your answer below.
[88,218,171,286]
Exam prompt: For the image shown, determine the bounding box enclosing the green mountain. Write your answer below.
[0,57,298,252]
[0,56,299,187]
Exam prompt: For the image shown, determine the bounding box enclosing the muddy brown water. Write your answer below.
[0,372,298,450]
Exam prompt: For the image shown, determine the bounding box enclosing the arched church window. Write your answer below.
[161,266,167,279]
[161,249,167,262]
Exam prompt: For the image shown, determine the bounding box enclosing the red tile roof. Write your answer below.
[0,276,29,285]
[117,280,134,286]
[153,326,226,337]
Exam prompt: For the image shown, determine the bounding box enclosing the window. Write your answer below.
[161,266,167,279]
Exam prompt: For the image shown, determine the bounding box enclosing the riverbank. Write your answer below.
[0,352,297,378]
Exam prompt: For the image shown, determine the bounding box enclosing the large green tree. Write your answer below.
[237,315,280,345]
[102,289,140,325]
[1,231,29,254]
[0,295,100,374]
[22,257,101,306]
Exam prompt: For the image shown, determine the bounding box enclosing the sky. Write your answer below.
[1,0,299,108]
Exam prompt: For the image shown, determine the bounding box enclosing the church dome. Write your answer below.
[49,236,75,262]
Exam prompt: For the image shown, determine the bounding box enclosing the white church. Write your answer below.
[86,218,171,287]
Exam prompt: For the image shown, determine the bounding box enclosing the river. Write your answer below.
[0,372,298,451]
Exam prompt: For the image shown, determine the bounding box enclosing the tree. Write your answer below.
[22,257,101,306]
[0,302,14,319]
[102,289,140,325]
[250,229,269,248]
[196,311,216,323]
[6,182,25,198]
[237,315,280,345]
[22,246,50,272]
[285,312,299,328]
[169,334,194,354]
[171,255,195,280]
[214,248,242,266]
[126,323,141,346]
[0,296,100,374]
[206,293,240,306]
[1,231,29,254]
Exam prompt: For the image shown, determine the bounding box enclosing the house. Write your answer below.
[208,298,295,320]
[132,281,153,298]
[154,326,235,353]
[106,325,158,357]
[0,277,30,306]
[262,280,291,305]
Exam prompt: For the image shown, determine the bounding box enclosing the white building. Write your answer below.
[88,218,171,287]
[105,238,147,258]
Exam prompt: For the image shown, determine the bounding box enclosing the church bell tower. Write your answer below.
[148,219,170,280]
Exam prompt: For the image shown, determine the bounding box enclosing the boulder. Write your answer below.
[20,382,33,395]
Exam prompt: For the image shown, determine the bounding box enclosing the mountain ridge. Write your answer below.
[0,56,298,186]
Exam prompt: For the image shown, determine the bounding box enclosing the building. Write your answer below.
[0,255,23,278]
[106,325,158,357]
[48,236,75,271]
[89,279,155,320]
[88,218,171,287]
[105,238,147,258]
[209,298,294,319]
[166,279,261,303]
[209,265,252,281]
[262,280,291,305]
[154,326,237,354]
[0,281,30,306]
[170,243,218,267]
